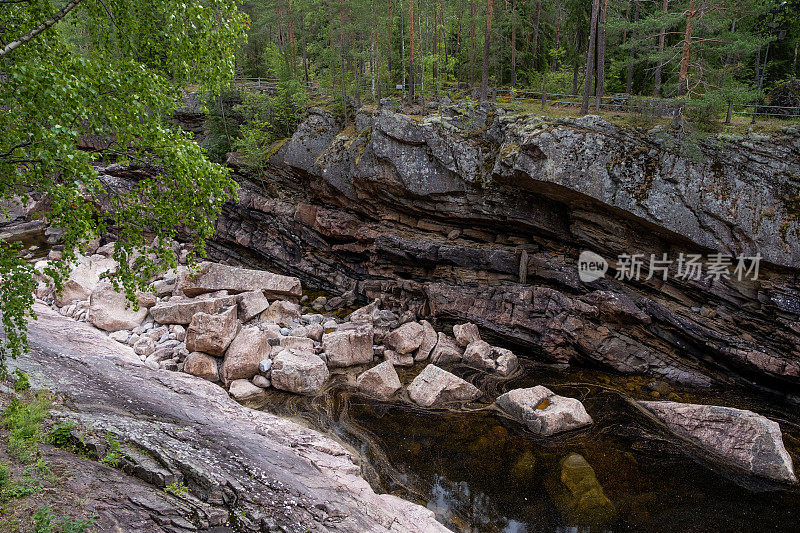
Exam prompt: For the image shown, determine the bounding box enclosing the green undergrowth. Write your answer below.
[0,384,97,531]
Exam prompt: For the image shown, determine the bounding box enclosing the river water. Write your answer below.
[253,358,800,532]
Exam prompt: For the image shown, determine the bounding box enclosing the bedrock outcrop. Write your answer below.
[12,303,449,532]
[113,104,800,391]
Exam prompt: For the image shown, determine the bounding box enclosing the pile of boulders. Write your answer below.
[33,246,526,406]
[33,249,799,480]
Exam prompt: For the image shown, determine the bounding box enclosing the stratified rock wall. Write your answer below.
[180,106,800,390]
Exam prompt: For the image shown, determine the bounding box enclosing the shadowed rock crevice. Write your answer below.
[103,106,800,393]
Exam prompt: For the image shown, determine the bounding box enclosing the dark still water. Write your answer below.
[254,360,800,532]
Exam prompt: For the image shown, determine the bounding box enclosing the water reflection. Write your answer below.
[254,361,800,532]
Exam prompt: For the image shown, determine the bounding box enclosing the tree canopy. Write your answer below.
[237,0,799,114]
[0,0,248,360]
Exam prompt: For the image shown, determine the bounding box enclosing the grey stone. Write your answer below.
[179,261,302,299]
[183,352,219,381]
[429,332,463,365]
[271,349,330,394]
[414,320,437,361]
[219,326,271,385]
[229,379,268,401]
[496,386,593,436]
[261,300,301,326]
[384,349,414,367]
[185,305,239,357]
[87,279,150,332]
[252,375,271,389]
[356,361,402,400]
[453,322,481,347]
[149,294,236,325]
[383,322,424,354]
[640,401,797,483]
[407,364,481,407]
[322,324,374,367]
[462,340,494,371]
[237,290,270,322]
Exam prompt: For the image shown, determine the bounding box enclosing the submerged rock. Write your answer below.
[546,453,618,527]
[640,401,797,483]
[271,349,330,394]
[356,361,402,400]
[496,386,592,436]
[407,364,481,407]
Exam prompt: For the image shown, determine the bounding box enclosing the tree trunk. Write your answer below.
[433,3,439,85]
[625,0,640,94]
[340,3,348,123]
[302,28,309,84]
[793,41,798,78]
[480,0,493,102]
[456,7,463,79]
[572,33,580,95]
[354,31,361,108]
[581,0,600,114]
[408,0,415,104]
[387,0,393,82]
[673,2,696,128]
[511,0,517,87]
[594,0,607,112]
[401,7,406,99]
[288,0,297,76]
[552,7,562,71]
[470,0,476,86]
[0,0,83,57]
[531,0,541,72]
[753,47,761,86]
[653,0,668,97]
[376,26,382,105]
[417,1,423,96]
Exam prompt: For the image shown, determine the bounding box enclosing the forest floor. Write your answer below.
[498,97,800,136]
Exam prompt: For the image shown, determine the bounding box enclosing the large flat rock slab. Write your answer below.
[12,303,449,532]
[180,261,302,299]
[640,400,797,484]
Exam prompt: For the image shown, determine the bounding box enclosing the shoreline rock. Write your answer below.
[640,400,797,484]
[407,364,481,407]
[15,303,449,532]
[496,386,593,436]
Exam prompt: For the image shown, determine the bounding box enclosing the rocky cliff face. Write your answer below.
[194,105,800,392]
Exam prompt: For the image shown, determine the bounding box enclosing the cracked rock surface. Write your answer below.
[13,303,449,532]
